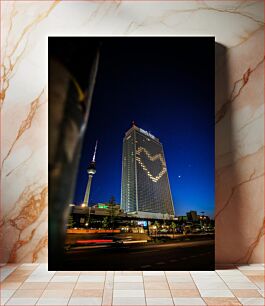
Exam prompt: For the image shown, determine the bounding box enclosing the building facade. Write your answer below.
[121,124,175,218]
[187,210,198,222]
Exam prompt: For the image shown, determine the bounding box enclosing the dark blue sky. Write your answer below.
[73,37,214,218]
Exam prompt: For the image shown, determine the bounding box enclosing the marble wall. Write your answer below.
[1,1,264,264]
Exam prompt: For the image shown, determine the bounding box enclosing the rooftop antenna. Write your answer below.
[92,140,98,162]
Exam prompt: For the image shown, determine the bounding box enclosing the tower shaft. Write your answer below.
[82,141,98,207]
[83,174,93,206]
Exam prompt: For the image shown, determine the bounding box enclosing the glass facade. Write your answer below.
[121,126,175,216]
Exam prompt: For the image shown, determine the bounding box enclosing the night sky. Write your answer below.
[73,37,215,218]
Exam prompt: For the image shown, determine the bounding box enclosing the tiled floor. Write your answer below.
[0,264,264,305]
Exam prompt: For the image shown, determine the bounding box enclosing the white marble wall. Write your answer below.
[0,1,264,263]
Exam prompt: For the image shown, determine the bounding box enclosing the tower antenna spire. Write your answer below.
[92,140,98,162]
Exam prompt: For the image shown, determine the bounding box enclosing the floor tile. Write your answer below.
[8,269,33,275]
[78,275,105,282]
[112,296,146,305]
[146,297,174,305]
[12,289,44,298]
[71,289,103,297]
[191,275,223,280]
[167,276,193,283]
[80,271,106,275]
[1,297,10,305]
[254,282,264,290]
[6,297,38,305]
[220,275,251,282]
[50,275,78,282]
[34,264,48,271]
[246,275,264,282]
[190,271,217,276]
[170,289,200,297]
[165,271,190,275]
[115,271,142,276]
[0,266,18,281]
[4,275,28,283]
[0,282,22,290]
[105,276,114,284]
[169,282,197,289]
[203,297,242,305]
[114,276,143,283]
[240,270,264,276]
[40,289,72,298]
[113,289,145,297]
[199,289,234,297]
[144,282,169,290]
[232,289,262,298]
[258,290,264,297]
[225,282,258,289]
[36,298,69,305]
[30,270,55,276]
[144,276,167,282]
[2,263,264,305]
[102,289,112,306]
[104,280,114,290]
[114,282,144,290]
[32,273,52,279]
[143,271,165,276]
[55,271,80,276]
[68,297,102,305]
[45,282,76,290]
[0,289,15,298]
[192,274,221,278]
[195,281,228,290]
[145,290,172,298]
[74,282,104,289]
[0,290,15,305]
[238,297,265,305]
[19,282,48,290]
[173,297,206,305]
[216,269,243,276]
[25,276,54,283]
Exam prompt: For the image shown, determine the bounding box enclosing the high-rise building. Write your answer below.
[121,123,175,219]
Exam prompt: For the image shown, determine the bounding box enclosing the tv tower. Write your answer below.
[83,141,98,207]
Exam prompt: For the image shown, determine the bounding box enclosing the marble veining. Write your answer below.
[0,0,264,264]
[215,57,264,124]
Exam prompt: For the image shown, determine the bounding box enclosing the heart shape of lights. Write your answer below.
[136,146,167,182]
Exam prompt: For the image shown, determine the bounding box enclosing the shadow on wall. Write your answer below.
[215,42,232,264]
[214,42,263,264]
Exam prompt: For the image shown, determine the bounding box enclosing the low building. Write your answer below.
[91,203,125,216]
[178,215,188,222]
[186,210,198,222]
[71,202,125,217]
[127,211,174,220]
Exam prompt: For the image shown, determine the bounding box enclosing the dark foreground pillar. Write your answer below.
[48,39,100,270]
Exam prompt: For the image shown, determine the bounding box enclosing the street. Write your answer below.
[62,238,214,270]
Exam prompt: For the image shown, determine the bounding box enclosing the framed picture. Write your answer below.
[48,37,214,271]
